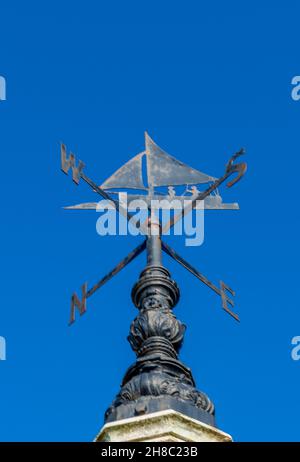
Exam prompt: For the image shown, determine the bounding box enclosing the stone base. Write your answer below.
[95,410,232,442]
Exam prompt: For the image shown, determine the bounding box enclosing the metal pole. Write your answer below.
[146,213,162,267]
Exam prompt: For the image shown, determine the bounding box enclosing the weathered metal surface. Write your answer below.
[162,148,247,233]
[65,132,240,211]
[220,281,239,322]
[61,143,148,235]
[101,152,147,190]
[225,148,247,187]
[145,132,216,188]
[61,143,85,184]
[69,282,87,324]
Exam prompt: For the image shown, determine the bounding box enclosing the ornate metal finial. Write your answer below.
[60,132,247,426]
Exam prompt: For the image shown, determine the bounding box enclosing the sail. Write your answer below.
[100,152,147,190]
[145,132,216,187]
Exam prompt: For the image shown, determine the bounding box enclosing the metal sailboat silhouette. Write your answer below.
[65,132,239,210]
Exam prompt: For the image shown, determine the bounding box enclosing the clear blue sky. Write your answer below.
[0,1,300,442]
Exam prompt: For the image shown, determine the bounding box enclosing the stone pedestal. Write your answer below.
[95,410,232,442]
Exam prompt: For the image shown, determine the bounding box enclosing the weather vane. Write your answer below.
[60,132,246,425]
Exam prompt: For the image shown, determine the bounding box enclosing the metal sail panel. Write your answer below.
[100,153,147,190]
[64,202,98,209]
[145,132,217,187]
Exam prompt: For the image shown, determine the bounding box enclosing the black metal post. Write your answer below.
[146,214,162,267]
[105,210,215,426]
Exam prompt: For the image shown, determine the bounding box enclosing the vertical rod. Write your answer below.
[146,214,162,267]
[147,234,162,266]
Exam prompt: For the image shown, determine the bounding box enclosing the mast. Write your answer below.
[146,215,162,267]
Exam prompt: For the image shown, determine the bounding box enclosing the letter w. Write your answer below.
[61,143,85,184]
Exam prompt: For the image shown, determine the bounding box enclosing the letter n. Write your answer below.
[69,283,88,324]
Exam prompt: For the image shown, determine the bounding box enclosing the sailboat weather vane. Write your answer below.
[60,132,247,425]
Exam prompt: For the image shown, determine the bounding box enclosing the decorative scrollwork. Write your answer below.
[128,308,186,354]
[106,263,215,424]
[107,370,214,417]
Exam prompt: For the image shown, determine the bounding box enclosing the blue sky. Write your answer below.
[0,1,300,441]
